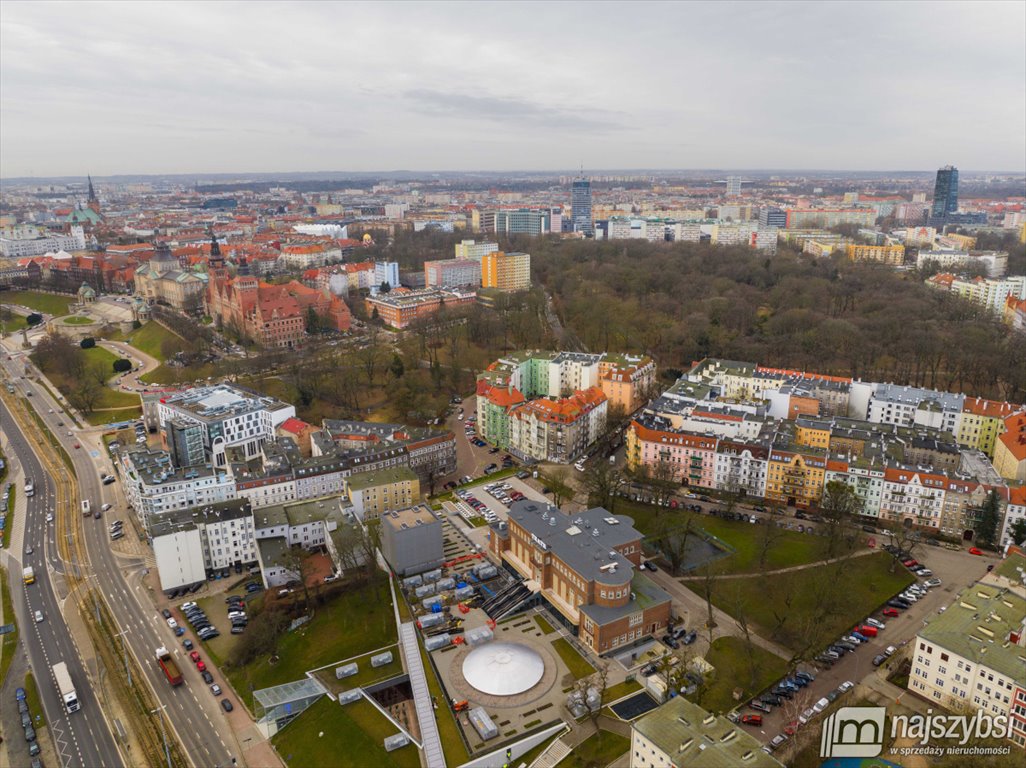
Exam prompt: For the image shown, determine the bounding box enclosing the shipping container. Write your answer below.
[424,633,450,651]
[384,734,410,752]
[417,612,445,629]
[371,651,393,668]
[338,690,362,705]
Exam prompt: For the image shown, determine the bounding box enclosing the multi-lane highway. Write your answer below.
[2,396,124,768]
[2,348,238,768]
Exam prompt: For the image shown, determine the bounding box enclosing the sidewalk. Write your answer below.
[678,548,877,581]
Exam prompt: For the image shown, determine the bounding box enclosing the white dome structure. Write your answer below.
[461,642,545,697]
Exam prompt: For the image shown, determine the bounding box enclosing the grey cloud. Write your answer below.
[403,89,629,132]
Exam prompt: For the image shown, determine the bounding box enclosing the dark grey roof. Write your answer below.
[507,501,639,586]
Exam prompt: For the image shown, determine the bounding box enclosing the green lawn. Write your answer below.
[24,670,46,727]
[698,636,789,713]
[0,290,74,316]
[224,581,398,709]
[555,729,630,768]
[552,637,596,680]
[319,646,403,691]
[420,643,471,766]
[615,499,845,575]
[0,311,28,333]
[534,613,557,634]
[272,696,414,768]
[126,321,185,361]
[61,315,95,325]
[602,678,642,704]
[41,345,141,413]
[694,551,915,654]
[140,361,219,385]
[0,567,18,687]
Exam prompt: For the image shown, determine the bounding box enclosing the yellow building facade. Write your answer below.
[846,243,905,266]
[482,250,531,292]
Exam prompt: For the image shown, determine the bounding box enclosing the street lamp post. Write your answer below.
[114,627,131,686]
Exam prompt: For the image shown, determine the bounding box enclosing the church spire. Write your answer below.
[87,175,97,202]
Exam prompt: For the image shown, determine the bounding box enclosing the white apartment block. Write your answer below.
[157,385,295,468]
[118,449,237,528]
[916,249,1008,279]
[1000,490,1026,548]
[866,383,964,436]
[0,225,85,257]
[547,352,603,397]
[714,446,769,498]
[879,469,947,530]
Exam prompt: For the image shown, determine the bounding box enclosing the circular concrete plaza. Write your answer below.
[448,636,559,708]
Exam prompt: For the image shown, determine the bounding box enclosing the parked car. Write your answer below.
[884,645,897,657]
[766,734,788,752]
[749,700,771,713]
[873,654,887,666]
[813,697,831,713]
[798,707,816,725]
[925,578,942,588]
[221,699,234,712]
[968,547,982,555]
[865,617,885,630]
[882,607,900,617]
[740,714,763,726]
[838,680,855,693]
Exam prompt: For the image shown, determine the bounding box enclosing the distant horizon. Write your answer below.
[3,167,1025,186]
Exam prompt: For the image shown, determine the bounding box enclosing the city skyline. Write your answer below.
[2,1,1024,178]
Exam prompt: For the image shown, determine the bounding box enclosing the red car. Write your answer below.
[882,607,900,617]
[783,721,799,736]
[74,443,80,449]
[902,559,918,568]
[740,714,762,726]
[196,661,206,672]
[189,651,201,663]
[969,547,982,555]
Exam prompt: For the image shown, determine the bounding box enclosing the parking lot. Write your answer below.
[737,543,996,750]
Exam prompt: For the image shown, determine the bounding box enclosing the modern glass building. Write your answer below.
[571,177,593,235]
[931,165,959,218]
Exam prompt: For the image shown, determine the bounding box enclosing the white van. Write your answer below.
[81,499,91,516]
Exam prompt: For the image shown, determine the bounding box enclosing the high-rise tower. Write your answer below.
[571,175,593,235]
[931,165,959,218]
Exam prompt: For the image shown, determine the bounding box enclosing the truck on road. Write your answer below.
[53,661,80,713]
[156,646,183,686]
[22,566,35,585]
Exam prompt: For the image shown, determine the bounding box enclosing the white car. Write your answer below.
[35,610,44,623]
[865,618,885,630]
[181,602,197,611]
[101,503,112,512]
[798,707,815,725]
[574,462,585,472]
[924,578,942,588]
[812,697,830,713]
[838,680,855,693]
[166,618,178,629]
[45,512,53,523]
[884,645,897,657]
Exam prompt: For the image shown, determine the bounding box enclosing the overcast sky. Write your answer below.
[2,1,1024,178]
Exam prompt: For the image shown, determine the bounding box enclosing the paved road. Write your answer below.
[1,399,125,768]
[2,349,240,767]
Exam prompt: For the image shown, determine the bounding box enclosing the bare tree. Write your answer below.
[581,462,624,510]
[544,467,574,509]
[820,480,862,559]
[652,512,696,575]
[756,519,788,572]
[280,545,316,609]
